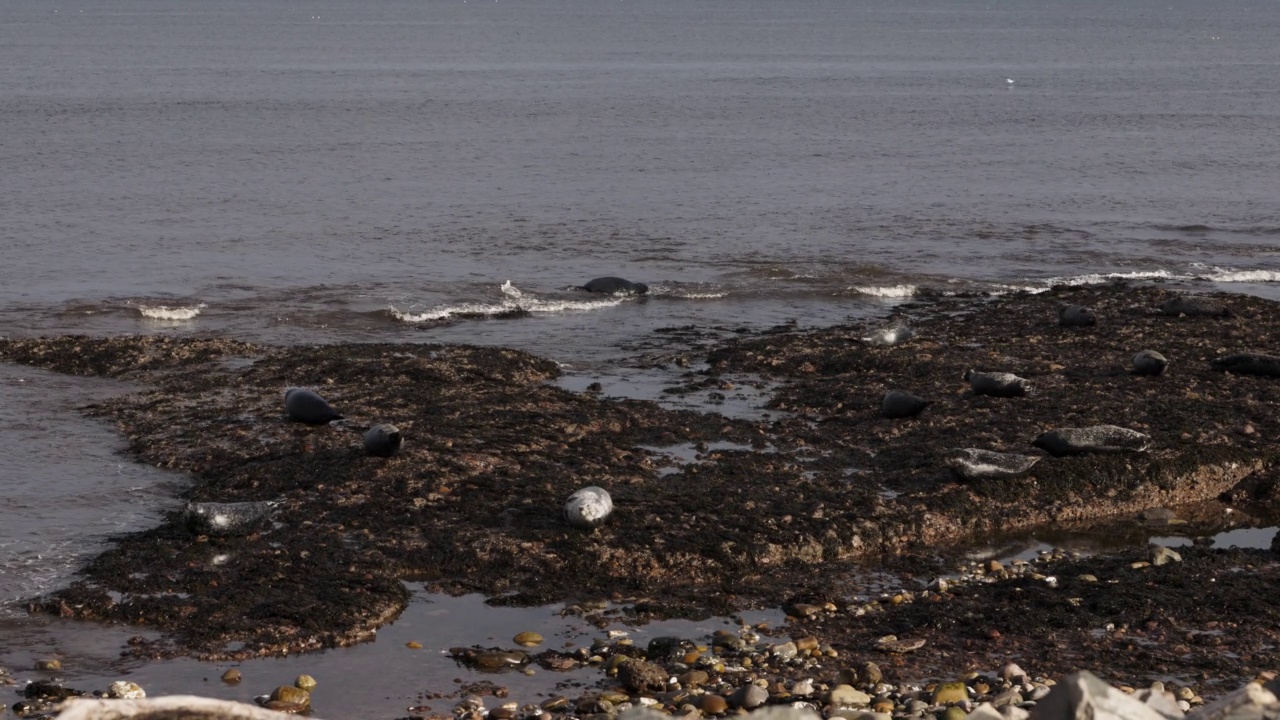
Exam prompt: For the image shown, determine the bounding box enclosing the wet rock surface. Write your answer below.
[2,283,1280,699]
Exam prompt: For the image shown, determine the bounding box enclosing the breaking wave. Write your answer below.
[1196,268,1280,283]
[389,281,626,324]
[852,284,917,298]
[137,303,206,320]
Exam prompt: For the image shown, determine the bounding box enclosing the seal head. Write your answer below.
[363,423,403,457]
[284,388,343,425]
[582,277,649,295]
[1132,350,1169,376]
[564,486,613,529]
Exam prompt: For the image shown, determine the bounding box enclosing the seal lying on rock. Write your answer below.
[363,423,403,457]
[582,277,649,295]
[965,370,1032,397]
[1032,425,1151,457]
[184,500,282,537]
[1210,352,1280,378]
[881,390,929,419]
[564,486,613,529]
[1132,350,1169,376]
[946,448,1041,481]
[1161,295,1230,317]
[1058,305,1097,327]
[284,388,343,425]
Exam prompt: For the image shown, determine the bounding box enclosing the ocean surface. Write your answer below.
[2,0,1280,712]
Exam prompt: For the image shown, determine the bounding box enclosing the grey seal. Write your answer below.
[965,370,1032,397]
[1058,305,1097,327]
[1032,425,1151,457]
[864,324,914,346]
[1161,296,1230,317]
[946,449,1041,481]
[881,390,929,419]
[1210,352,1280,378]
[1132,350,1169,376]
[582,277,649,295]
[564,486,613,529]
[363,423,403,457]
[284,388,343,425]
[184,499,282,537]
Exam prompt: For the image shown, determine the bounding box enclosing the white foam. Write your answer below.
[390,282,625,323]
[852,284,917,298]
[1045,270,1183,287]
[1199,268,1280,283]
[137,303,206,320]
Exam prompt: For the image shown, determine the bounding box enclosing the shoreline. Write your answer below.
[3,281,1280,716]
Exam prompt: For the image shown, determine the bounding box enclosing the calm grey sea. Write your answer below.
[2,0,1279,711]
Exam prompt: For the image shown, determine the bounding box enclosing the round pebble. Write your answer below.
[294,674,317,692]
[514,631,544,648]
[221,668,242,683]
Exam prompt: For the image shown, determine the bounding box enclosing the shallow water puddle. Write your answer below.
[0,590,785,719]
[554,366,779,422]
[976,526,1280,565]
[637,440,776,476]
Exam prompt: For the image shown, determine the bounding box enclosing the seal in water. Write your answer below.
[1032,425,1151,457]
[946,448,1041,481]
[1132,350,1170,376]
[564,486,613,529]
[582,277,649,295]
[1210,352,1280,378]
[363,423,403,457]
[881,390,929,419]
[1058,305,1097,327]
[184,499,282,537]
[965,370,1032,398]
[284,388,343,425]
[1161,295,1230,318]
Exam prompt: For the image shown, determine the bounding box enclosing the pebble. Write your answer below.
[731,683,769,710]
[267,685,311,710]
[1151,545,1183,566]
[107,681,146,699]
[791,678,815,696]
[35,660,61,672]
[221,668,242,683]
[941,707,967,720]
[772,641,798,660]
[932,681,969,704]
[680,670,709,688]
[828,685,872,707]
[698,694,728,714]
[294,674,317,692]
[405,641,423,649]
[514,631,544,647]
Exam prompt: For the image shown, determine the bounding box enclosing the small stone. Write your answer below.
[791,679,815,696]
[35,660,61,672]
[541,697,570,711]
[861,662,884,685]
[1078,574,1098,583]
[680,670,710,688]
[1151,545,1182,566]
[795,636,820,652]
[933,681,969,704]
[268,685,311,709]
[828,685,872,707]
[294,674,317,692]
[698,694,728,714]
[107,681,146,699]
[406,641,423,649]
[618,659,668,693]
[771,641,798,661]
[872,698,895,713]
[730,684,768,710]
[221,668,242,683]
[941,707,967,720]
[514,631,544,648]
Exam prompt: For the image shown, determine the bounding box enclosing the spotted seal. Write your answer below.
[881,390,929,419]
[1210,352,1280,378]
[946,448,1041,481]
[284,388,343,425]
[564,486,613,529]
[362,423,403,457]
[965,370,1032,397]
[582,277,649,295]
[1058,305,1097,327]
[1132,350,1169,376]
[1032,425,1151,457]
[184,499,282,537]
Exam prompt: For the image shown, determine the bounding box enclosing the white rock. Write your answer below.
[1185,681,1280,720]
[107,681,146,699]
[1030,671,1177,720]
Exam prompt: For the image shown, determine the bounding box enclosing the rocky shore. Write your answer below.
[3,282,1280,717]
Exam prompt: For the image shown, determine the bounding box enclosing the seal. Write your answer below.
[881,390,929,419]
[284,388,343,425]
[363,423,403,457]
[1161,295,1230,318]
[965,370,1032,398]
[946,448,1041,481]
[1132,350,1169,376]
[582,277,649,295]
[1210,352,1280,378]
[1032,425,1151,457]
[564,486,613,529]
[184,499,282,537]
[1058,305,1097,327]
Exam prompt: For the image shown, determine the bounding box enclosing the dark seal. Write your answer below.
[1132,350,1170,376]
[363,423,403,457]
[1032,425,1151,457]
[965,370,1032,398]
[881,390,929,419]
[582,277,649,295]
[1058,305,1097,327]
[184,500,282,537]
[1210,353,1280,378]
[284,388,343,425]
